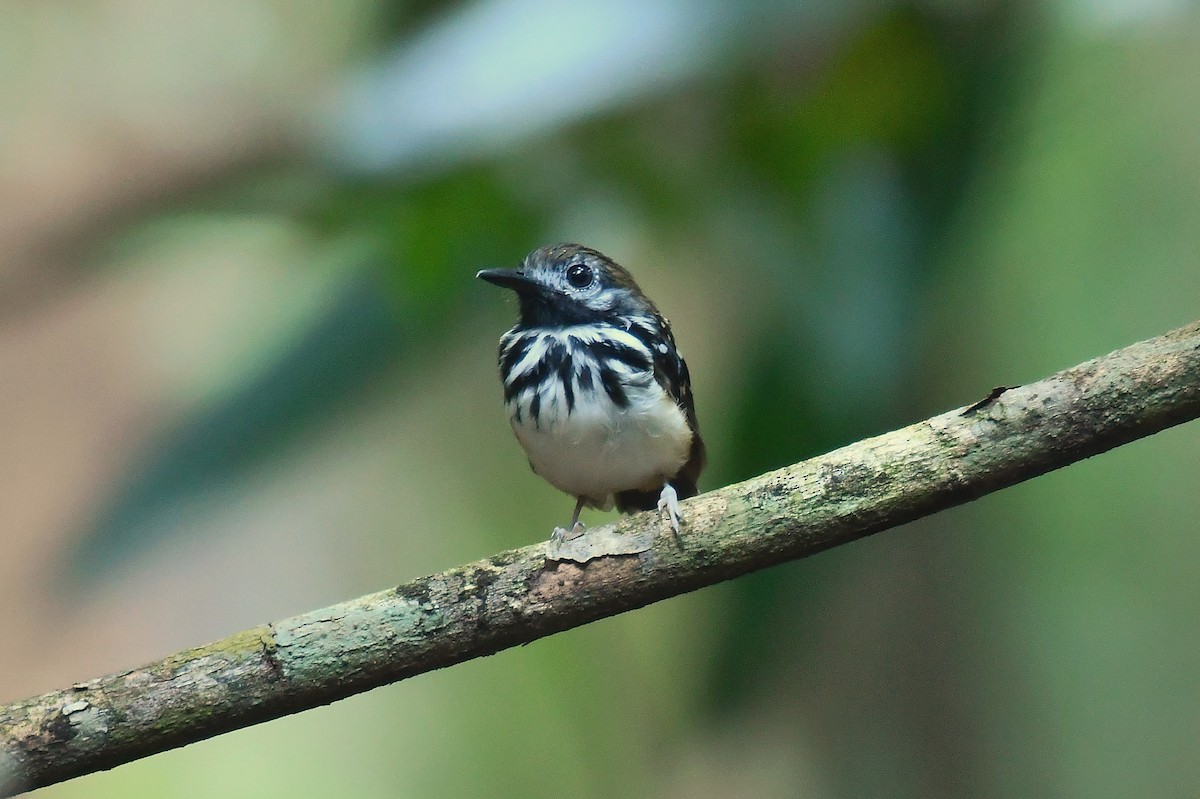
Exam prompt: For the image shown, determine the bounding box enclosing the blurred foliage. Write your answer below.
[14,0,1200,796]
[310,168,545,318]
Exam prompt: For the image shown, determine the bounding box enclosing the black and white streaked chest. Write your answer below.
[496,319,694,505]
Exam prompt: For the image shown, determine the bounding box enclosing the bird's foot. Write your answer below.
[657,484,682,534]
[550,521,587,543]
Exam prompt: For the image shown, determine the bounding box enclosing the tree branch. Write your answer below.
[4,320,1200,795]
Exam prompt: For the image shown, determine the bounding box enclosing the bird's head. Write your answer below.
[477,243,656,328]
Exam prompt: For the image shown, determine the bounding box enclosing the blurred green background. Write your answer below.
[2,1,1199,797]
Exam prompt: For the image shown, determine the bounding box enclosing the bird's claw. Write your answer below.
[657,484,682,534]
[550,521,587,543]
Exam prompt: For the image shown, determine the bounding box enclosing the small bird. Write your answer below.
[477,243,705,539]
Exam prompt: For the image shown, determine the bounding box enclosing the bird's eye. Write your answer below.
[565,263,593,289]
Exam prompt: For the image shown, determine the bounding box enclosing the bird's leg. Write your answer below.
[657,483,683,534]
[551,497,589,542]
[570,496,587,531]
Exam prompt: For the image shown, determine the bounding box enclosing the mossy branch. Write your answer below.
[4,320,1200,795]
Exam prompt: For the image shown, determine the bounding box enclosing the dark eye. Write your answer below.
[565,263,593,289]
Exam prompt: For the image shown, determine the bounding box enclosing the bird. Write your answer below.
[477,243,705,540]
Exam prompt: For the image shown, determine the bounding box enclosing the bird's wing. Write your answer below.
[645,314,706,496]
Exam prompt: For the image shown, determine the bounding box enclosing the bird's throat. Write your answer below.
[518,291,607,328]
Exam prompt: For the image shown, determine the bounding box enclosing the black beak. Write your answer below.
[475,268,542,294]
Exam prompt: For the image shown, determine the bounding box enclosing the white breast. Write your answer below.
[504,326,692,508]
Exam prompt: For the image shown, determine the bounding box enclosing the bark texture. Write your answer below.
[3,320,1200,795]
